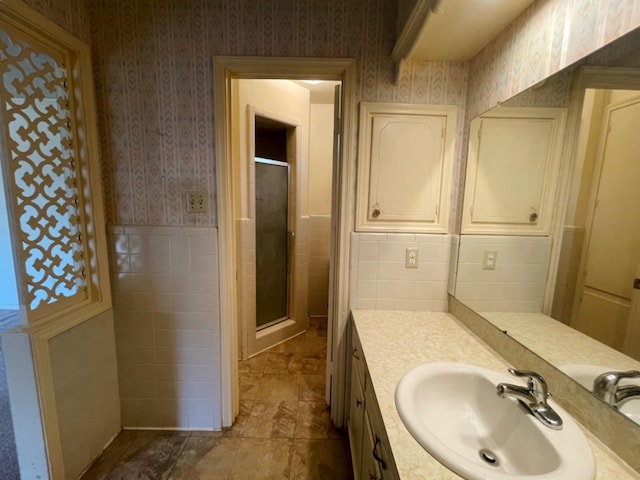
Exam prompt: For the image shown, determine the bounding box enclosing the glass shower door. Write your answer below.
[255,157,290,330]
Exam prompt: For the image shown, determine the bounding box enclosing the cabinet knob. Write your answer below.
[371,208,381,218]
[352,346,360,360]
[356,398,363,408]
[529,211,538,223]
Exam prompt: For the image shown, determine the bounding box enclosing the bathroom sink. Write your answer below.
[395,363,595,480]
[559,364,640,426]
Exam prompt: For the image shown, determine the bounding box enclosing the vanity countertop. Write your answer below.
[480,311,640,370]
[351,309,640,480]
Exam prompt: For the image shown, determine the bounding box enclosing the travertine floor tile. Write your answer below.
[243,400,297,438]
[223,400,254,438]
[167,435,239,479]
[228,438,293,480]
[101,431,189,479]
[255,373,301,402]
[239,372,262,400]
[299,375,326,403]
[81,323,351,480]
[290,438,353,480]
[295,402,341,440]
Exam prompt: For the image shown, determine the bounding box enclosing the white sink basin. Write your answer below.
[395,363,595,480]
[559,364,640,426]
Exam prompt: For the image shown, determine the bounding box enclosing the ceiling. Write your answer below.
[404,0,535,62]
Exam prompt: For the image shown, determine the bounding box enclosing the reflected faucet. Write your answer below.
[496,369,563,430]
[593,370,640,409]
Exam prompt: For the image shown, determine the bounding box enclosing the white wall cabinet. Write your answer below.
[356,103,457,233]
[348,323,399,480]
[461,107,566,235]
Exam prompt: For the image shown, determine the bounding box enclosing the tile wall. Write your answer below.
[349,233,451,311]
[107,226,221,430]
[455,235,552,312]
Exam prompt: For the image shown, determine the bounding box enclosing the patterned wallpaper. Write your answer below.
[467,0,640,118]
[23,0,90,43]
[88,0,468,226]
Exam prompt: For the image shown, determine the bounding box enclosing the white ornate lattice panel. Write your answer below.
[0,26,87,311]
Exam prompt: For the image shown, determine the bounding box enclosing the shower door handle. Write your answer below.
[287,231,295,273]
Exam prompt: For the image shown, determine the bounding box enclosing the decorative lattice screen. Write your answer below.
[0,27,87,311]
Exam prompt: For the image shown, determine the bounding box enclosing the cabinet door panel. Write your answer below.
[348,366,365,478]
[369,115,444,223]
[361,413,382,480]
[356,103,457,233]
[462,107,566,235]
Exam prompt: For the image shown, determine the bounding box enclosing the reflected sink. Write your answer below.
[559,364,640,426]
[395,363,595,480]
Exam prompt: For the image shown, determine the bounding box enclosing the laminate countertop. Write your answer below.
[351,310,640,479]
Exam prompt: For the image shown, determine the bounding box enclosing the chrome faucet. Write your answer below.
[496,368,563,430]
[592,370,640,409]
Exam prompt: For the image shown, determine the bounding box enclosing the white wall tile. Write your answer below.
[349,233,452,312]
[109,225,221,430]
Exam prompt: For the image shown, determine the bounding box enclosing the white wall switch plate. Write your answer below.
[186,191,209,213]
[405,247,419,268]
[483,249,497,270]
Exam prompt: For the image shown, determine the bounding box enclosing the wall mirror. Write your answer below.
[453,26,640,429]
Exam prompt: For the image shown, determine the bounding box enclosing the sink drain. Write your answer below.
[479,448,499,466]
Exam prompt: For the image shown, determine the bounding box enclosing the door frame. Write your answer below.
[243,108,304,358]
[569,91,640,346]
[213,57,356,427]
[544,66,640,314]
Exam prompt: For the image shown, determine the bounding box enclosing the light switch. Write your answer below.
[405,247,419,268]
[483,249,497,270]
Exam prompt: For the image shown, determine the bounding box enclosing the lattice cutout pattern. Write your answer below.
[0,28,86,311]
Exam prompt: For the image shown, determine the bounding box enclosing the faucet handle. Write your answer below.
[507,368,549,401]
[593,370,640,405]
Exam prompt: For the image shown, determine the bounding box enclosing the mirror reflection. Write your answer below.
[454,27,640,427]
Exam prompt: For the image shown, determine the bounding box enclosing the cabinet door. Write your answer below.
[348,366,365,479]
[356,103,457,233]
[361,413,382,480]
[462,107,566,235]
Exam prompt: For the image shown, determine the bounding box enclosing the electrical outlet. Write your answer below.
[483,249,497,270]
[186,191,209,213]
[405,247,419,269]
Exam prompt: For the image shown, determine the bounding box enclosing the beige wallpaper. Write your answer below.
[467,0,640,118]
[23,0,90,43]
[88,0,468,226]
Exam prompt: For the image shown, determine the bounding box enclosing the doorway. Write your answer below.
[569,89,640,355]
[213,57,356,428]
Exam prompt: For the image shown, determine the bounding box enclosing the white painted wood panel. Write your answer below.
[462,107,566,235]
[356,103,456,233]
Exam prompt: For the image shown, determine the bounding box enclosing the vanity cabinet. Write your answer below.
[356,102,457,233]
[348,324,399,480]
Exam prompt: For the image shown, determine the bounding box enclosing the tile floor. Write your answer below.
[82,317,353,479]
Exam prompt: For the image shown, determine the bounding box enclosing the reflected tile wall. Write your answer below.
[108,225,221,430]
[456,235,552,313]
